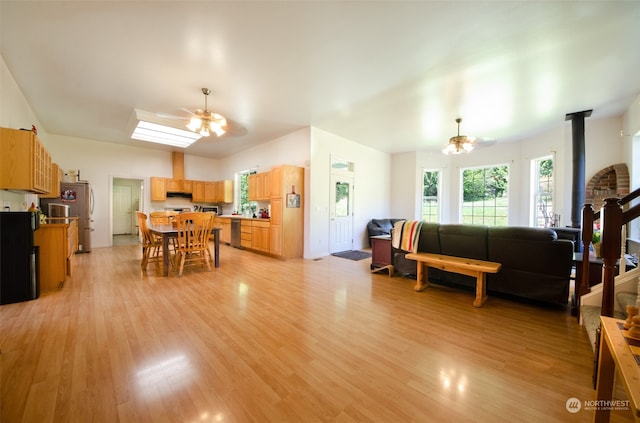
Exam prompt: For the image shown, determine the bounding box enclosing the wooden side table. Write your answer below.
[370,235,393,276]
[594,316,640,422]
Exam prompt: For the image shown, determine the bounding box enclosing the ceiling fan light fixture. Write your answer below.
[186,88,227,138]
[442,118,475,155]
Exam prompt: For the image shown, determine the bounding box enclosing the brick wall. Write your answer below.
[585,163,630,211]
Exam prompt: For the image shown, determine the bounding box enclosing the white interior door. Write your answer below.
[113,185,132,235]
[329,173,354,253]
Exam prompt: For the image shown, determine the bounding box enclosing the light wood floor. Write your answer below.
[0,243,634,422]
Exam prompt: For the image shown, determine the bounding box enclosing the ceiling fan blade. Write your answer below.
[179,107,196,116]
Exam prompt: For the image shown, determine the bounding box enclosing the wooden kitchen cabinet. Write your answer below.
[166,178,192,193]
[216,180,233,203]
[269,198,283,256]
[34,219,78,291]
[40,162,63,199]
[240,219,252,248]
[165,178,180,192]
[248,174,257,201]
[215,217,231,244]
[192,180,205,202]
[181,179,192,193]
[248,172,271,201]
[0,127,51,193]
[251,220,270,253]
[205,182,217,203]
[150,177,167,201]
[269,165,303,258]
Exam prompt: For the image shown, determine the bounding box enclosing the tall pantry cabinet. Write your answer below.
[270,165,304,259]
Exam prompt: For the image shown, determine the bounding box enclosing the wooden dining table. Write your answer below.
[148,224,221,276]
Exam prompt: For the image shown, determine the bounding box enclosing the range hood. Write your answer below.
[166,152,192,198]
[166,191,192,198]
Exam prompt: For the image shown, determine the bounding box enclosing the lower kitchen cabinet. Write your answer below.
[240,220,252,248]
[34,219,78,291]
[251,220,270,253]
[215,217,231,244]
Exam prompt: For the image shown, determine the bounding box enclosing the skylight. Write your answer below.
[129,109,202,148]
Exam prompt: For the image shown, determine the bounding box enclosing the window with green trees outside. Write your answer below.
[460,165,509,226]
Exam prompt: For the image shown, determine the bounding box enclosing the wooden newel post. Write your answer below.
[580,204,594,299]
[600,198,623,317]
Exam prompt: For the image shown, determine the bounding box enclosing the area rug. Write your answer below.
[331,250,372,261]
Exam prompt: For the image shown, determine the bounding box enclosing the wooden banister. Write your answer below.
[600,198,623,317]
[578,186,640,318]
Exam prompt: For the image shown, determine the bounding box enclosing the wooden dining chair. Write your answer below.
[149,210,178,225]
[149,210,180,251]
[136,211,163,268]
[173,212,215,276]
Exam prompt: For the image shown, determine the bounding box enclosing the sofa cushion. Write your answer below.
[367,218,405,246]
[439,224,489,260]
[435,224,489,288]
[486,226,573,304]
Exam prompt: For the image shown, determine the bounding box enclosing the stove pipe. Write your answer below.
[565,110,592,228]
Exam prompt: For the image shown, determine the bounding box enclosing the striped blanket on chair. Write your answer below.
[391,220,423,253]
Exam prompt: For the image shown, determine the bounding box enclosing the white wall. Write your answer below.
[392,114,626,227]
[308,128,391,258]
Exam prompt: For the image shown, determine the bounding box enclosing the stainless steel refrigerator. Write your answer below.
[41,181,93,253]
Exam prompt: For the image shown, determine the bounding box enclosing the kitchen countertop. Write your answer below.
[218,215,270,221]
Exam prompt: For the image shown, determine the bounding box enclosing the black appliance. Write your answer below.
[0,212,40,305]
[200,206,220,214]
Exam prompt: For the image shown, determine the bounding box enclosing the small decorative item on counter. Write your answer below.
[625,305,639,330]
[28,202,38,212]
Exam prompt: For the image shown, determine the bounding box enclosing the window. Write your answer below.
[422,170,440,223]
[237,169,256,215]
[461,165,509,226]
[531,155,555,227]
[335,181,350,218]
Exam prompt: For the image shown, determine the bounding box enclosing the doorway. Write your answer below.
[112,177,143,246]
[329,158,355,253]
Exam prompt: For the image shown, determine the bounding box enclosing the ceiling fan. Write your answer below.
[185,88,228,137]
[442,118,495,154]
[157,88,247,138]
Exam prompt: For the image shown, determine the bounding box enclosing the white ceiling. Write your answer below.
[1,1,639,159]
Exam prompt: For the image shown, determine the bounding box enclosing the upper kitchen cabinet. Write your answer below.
[39,163,63,199]
[216,180,233,203]
[150,177,167,201]
[166,178,192,193]
[0,127,51,193]
[248,171,271,201]
[192,181,218,203]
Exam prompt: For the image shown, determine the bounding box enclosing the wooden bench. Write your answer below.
[405,252,502,307]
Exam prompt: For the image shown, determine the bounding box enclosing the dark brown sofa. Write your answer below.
[380,222,574,305]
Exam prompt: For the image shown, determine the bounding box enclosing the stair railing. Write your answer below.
[579,188,640,317]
